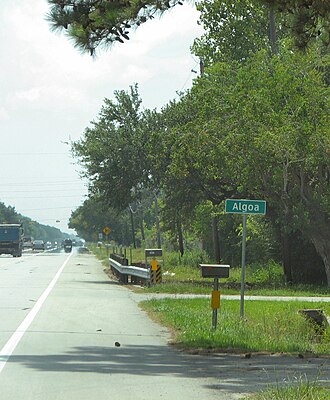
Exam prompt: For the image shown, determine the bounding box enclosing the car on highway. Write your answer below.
[32,240,45,251]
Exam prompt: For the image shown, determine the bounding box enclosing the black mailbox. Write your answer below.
[200,264,230,278]
[145,249,163,257]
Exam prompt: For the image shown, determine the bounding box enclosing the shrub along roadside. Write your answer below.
[140,299,330,355]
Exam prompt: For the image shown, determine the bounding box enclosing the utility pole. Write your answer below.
[200,58,205,76]
[129,205,136,249]
[154,193,161,249]
[269,4,278,55]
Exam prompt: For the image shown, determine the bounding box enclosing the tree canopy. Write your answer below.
[62,0,330,286]
[47,0,330,54]
[71,44,330,285]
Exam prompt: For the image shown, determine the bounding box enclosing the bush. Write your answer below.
[227,260,285,287]
[165,248,211,268]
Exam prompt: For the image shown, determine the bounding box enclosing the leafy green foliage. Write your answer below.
[47,1,330,54]
[72,84,151,211]
[69,195,133,244]
[62,0,330,287]
[269,0,330,50]
[47,0,185,55]
[193,0,283,65]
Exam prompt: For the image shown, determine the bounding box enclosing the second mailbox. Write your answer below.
[200,264,230,278]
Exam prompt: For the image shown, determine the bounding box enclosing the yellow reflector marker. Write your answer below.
[151,259,158,271]
[211,290,220,309]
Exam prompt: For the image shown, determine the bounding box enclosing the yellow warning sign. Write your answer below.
[151,259,159,271]
[211,290,220,309]
[103,226,111,235]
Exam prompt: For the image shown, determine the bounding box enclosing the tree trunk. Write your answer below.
[138,205,145,241]
[269,4,278,55]
[212,216,221,263]
[282,230,293,284]
[177,220,184,257]
[310,234,330,287]
[129,208,136,249]
[154,195,161,249]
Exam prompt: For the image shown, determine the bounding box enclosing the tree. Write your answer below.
[267,0,330,50]
[47,0,185,55]
[192,0,284,65]
[0,201,65,242]
[69,195,134,243]
[47,0,330,54]
[72,84,150,210]
[145,45,330,284]
[215,48,330,285]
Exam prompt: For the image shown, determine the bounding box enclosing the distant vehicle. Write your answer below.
[32,240,45,251]
[0,223,24,257]
[23,236,33,249]
[63,239,72,253]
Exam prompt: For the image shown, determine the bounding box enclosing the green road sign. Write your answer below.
[225,199,266,215]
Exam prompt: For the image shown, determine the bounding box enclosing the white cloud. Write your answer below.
[0,107,9,121]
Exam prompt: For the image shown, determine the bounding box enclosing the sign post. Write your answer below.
[103,226,111,255]
[145,249,163,287]
[225,199,266,319]
[240,214,247,319]
[200,264,230,329]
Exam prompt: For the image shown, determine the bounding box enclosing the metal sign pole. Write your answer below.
[240,214,247,319]
[212,277,219,329]
[153,258,156,286]
[106,234,109,256]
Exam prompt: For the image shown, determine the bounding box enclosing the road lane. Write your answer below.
[0,252,72,372]
[0,251,220,400]
[0,252,71,348]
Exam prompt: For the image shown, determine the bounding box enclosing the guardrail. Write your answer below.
[109,256,150,286]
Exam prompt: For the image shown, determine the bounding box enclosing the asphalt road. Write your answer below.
[0,250,329,399]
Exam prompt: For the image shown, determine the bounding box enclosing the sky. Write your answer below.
[0,0,204,235]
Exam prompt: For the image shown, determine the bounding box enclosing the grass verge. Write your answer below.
[140,298,330,355]
[89,245,329,297]
[245,379,330,399]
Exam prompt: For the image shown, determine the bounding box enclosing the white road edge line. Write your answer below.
[0,252,73,373]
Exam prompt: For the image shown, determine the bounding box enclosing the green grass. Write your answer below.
[245,379,330,399]
[141,298,330,354]
[141,280,329,296]
[90,245,329,297]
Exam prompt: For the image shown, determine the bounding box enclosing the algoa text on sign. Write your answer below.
[225,199,266,215]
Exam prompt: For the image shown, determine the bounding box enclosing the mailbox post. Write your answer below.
[200,264,230,329]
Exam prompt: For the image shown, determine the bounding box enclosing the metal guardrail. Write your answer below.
[109,257,150,285]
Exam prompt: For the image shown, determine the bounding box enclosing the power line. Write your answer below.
[0,188,85,193]
[0,181,86,187]
[0,152,69,156]
[19,206,81,211]
[2,195,84,199]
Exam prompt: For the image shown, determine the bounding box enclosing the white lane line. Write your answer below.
[0,253,73,373]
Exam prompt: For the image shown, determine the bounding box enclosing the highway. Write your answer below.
[0,250,328,399]
[0,249,221,400]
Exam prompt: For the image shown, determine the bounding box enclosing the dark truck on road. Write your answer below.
[0,223,24,257]
[63,238,72,253]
